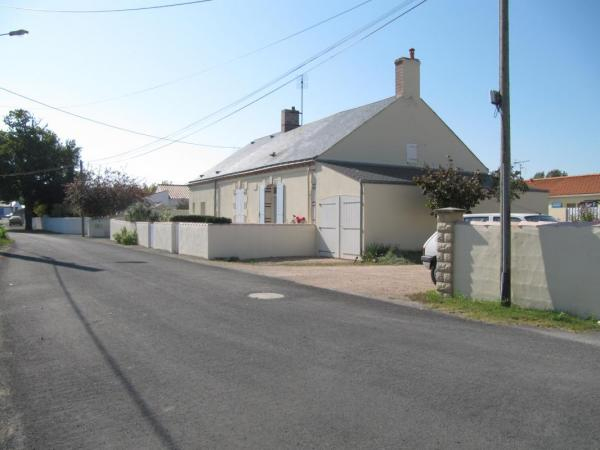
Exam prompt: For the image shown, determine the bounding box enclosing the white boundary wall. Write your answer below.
[206,224,316,260]
[35,216,110,237]
[110,219,136,240]
[453,222,600,318]
[108,219,317,260]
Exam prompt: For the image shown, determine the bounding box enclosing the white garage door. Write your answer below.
[317,195,360,259]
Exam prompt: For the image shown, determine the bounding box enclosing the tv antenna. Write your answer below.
[513,159,530,175]
[297,73,308,125]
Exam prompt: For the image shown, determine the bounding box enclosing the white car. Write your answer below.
[421,213,557,284]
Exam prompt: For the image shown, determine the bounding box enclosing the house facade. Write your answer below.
[189,50,547,257]
[527,174,600,221]
[146,184,190,209]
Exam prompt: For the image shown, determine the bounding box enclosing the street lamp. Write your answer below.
[0,29,29,37]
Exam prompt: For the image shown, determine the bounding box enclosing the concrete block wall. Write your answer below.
[452,222,600,319]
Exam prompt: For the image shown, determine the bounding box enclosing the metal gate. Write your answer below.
[317,195,360,259]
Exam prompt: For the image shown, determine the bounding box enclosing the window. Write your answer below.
[524,215,557,222]
[492,216,521,222]
[406,144,418,165]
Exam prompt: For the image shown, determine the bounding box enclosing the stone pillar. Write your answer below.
[434,207,465,297]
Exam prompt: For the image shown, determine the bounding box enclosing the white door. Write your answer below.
[234,188,246,223]
[317,195,360,259]
[317,196,339,257]
[340,195,361,259]
[276,183,285,224]
[258,184,265,224]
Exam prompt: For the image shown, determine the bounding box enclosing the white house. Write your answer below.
[146,184,190,209]
[189,50,547,258]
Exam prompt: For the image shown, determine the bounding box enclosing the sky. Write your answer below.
[1,0,599,184]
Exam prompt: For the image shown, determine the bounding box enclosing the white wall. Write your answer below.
[206,224,316,260]
[453,222,600,318]
[153,222,177,253]
[363,183,436,251]
[110,219,136,240]
[178,223,209,258]
[136,222,151,247]
[38,217,110,237]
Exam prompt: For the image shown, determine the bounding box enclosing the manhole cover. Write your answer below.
[248,292,285,300]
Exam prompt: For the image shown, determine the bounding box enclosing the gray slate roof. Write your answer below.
[321,161,428,184]
[190,97,396,183]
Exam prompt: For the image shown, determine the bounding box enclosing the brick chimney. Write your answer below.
[281,106,300,132]
[394,48,420,99]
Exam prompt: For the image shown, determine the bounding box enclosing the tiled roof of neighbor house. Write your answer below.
[526,174,600,197]
[189,97,396,183]
[156,184,190,199]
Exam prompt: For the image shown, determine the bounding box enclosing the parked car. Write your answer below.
[422,213,557,284]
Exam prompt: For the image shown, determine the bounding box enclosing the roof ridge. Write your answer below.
[529,173,600,181]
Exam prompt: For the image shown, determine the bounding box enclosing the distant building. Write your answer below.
[527,173,600,221]
[146,184,190,209]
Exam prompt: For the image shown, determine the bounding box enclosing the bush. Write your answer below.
[170,215,231,224]
[125,201,159,222]
[33,203,48,217]
[362,243,421,265]
[0,225,8,240]
[113,227,137,245]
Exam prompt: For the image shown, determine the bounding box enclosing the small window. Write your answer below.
[200,202,206,215]
[524,215,557,222]
[406,144,418,164]
[492,216,521,222]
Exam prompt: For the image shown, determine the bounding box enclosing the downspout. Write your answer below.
[359,180,364,257]
[306,166,311,223]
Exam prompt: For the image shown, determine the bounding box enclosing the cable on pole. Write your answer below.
[0,0,214,14]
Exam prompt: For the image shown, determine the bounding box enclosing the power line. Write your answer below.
[102,0,427,164]
[64,0,375,108]
[0,0,427,175]
[0,0,213,14]
[0,86,238,149]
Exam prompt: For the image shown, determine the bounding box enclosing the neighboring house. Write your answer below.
[189,50,547,258]
[527,173,600,221]
[146,184,190,209]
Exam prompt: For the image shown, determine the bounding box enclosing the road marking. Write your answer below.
[248,292,285,300]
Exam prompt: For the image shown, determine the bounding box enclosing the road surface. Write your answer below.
[0,233,599,449]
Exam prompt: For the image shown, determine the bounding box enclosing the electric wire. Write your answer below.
[0,0,427,176]
[64,0,375,108]
[97,0,421,164]
[0,86,238,149]
[100,0,426,164]
[0,0,213,14]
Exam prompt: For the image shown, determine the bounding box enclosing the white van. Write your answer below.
[421,213,557,284]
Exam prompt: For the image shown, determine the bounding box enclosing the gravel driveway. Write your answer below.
[213,258,433,303]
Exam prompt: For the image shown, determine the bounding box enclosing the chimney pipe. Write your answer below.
[281,106,300,132]
[395,48,420,99]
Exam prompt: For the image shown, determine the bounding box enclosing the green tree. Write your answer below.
[64,169,146,218]
[546,169,568,178]
[0,110,80,230]
[413,166,529,213]
[532,171,545,179]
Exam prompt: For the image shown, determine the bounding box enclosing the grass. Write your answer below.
[362,243,421,265]
[409,290,600,332]
[0,226,12,248]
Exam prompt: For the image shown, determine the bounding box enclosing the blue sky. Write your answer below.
[1,0,598,184]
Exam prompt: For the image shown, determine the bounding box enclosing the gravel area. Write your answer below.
[220,259,433,303]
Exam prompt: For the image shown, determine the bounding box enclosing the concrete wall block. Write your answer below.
[437,223,452,233]
[443,232,453,243]
[437,262,451,272]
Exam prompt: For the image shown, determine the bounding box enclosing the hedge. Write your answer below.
[170,215,232,224]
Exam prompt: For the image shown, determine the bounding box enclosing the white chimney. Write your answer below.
[394,48,420,99]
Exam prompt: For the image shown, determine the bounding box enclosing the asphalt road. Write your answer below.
[0,233,599,449]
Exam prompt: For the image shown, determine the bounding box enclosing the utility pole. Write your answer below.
[499,0,511,306]
[80,160,85,237]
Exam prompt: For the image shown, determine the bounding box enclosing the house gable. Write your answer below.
[318,96,488,173]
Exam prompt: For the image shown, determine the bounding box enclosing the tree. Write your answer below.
[0,110,80,229]
[413,165,529,213]
[413,166,491,212]
[546,169,568,178]
[532,171,545,179]
[64,169,146,218]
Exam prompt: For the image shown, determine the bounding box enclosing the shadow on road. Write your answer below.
[50,260,181,450]
[0,252,103,272]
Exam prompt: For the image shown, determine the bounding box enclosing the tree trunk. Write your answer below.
[25,205,33,231]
